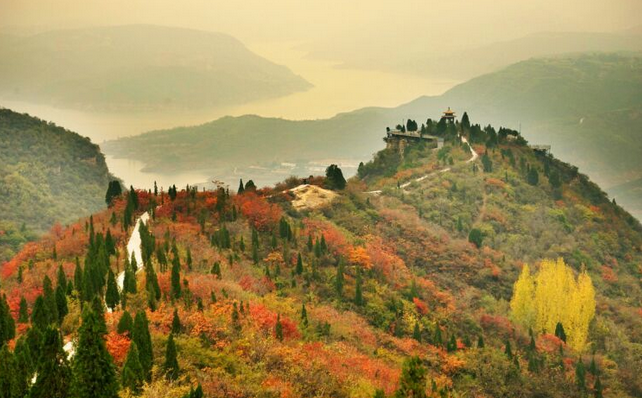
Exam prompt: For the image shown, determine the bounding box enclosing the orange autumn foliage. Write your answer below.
[105,331,131,366]
[234,192,282,232]
[248,303,300,340]
[485,178,507,189]
[349,246,372,269]
[413,297,429,315]
[601,265,618,283]
[303,219,350,256]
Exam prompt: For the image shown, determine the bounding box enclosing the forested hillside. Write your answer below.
[2,114,641,397]
[0,108,112,261]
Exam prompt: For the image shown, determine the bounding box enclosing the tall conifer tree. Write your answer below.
[71,306,119,398]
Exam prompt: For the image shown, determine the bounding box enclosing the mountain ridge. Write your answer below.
[0,24,312,111]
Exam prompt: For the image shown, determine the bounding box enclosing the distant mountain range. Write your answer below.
[102,52,642,219]
[306,30,642,80]
[0,108,112,261]
[0,25,311,110]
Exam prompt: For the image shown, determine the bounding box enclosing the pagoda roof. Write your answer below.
[443,107,456,116]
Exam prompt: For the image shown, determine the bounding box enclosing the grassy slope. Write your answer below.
[4,119,642,397]
[0,108,112,261]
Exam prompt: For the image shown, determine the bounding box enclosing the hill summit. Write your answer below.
[1,112,642,397]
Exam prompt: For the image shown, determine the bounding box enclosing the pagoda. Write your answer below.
[442,107,456,122]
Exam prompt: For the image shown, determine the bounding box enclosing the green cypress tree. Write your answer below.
[71,306,119,398]
[355,267,364,306]
[301,304,308,327]
[12,338,31,397]
[210,262,221,278]
[91,296,108,336]
[186,248,193,271]
[505,339,513,360]
[0,295,15,346]
[74,257,83,295]
[123,260,137,294]
[528,352,540,373]
[555,322,567,343]
[589,356,597,375]
[117,311,133,335]
[121,341,145,394]
[30,326,71,398]
[55,284,68,322]
[163,334,180,381]
[105,269,120,311]
[527,167,539,185]
[296,253,303,275]
[0,344,19,398]
[447,334,457,352]
[132,311,153,381]
[335,261,344,297]
[31,296,50,330]
[18,297,29,323]
[56,264,67,293]
[170,257,182,300]
[182,384,204,398]
[231,302,241,332]
[576,358,586,393]
[394,356,427,398]
[81,262,97,303]
[171,308,182,334]
[413,322,421,342]
[275,314,284,341]
[433,325,443,347]
[468,228,483,248]
[237,179,245,194]
[42,276,59,324]
[594,376,603,398]
[529,334,537,352]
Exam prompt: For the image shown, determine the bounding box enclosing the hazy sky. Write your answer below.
[2,0,641,48]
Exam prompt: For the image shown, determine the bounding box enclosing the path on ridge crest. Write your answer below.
[365,136,478,195]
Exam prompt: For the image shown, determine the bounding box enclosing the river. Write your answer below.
[1,42,458,189]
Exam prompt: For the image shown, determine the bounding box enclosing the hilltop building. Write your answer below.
[441,107,456,122]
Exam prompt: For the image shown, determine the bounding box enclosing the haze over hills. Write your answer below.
[0,108,112,262]
[0,25,311,111]
[305,30,642,81]
[102,52,642,219]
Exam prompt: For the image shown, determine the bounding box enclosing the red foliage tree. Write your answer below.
[234,193,282,232]
[248,303,300,340]
[105,331,131,366]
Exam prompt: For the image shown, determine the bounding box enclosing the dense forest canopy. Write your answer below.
[0,108,112,261]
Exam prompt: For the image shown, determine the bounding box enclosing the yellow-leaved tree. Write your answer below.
[509,263,536,328]
[509,258,595,351]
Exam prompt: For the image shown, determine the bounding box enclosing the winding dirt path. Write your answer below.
[365,135,478,195]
